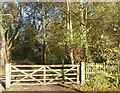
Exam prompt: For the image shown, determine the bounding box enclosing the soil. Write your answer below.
[62,84,120,92]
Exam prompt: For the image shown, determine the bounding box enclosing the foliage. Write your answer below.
[86,70,119,88]
[0,1,119,89]
[1,2,119,84]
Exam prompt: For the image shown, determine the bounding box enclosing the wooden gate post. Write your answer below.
[81,62,85,85]
[44,66,46,85]
[6,63,11,88]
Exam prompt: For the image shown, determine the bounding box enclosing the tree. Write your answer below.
[66,0,74,64]
[0,2,20,66]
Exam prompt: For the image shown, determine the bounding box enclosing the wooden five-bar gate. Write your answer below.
[6,63,81,88]
[4,62,104,88]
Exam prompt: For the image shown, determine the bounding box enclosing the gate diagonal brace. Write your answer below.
[46,73,63,84]
[11,66,44,84]
[46,66,63,84]
[64,76,76,83]
[46,66,77,84]
[46,66,62,75]
[28,66,44,76]
[64,66,77,74]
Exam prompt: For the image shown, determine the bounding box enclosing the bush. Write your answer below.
[86,71,118,88]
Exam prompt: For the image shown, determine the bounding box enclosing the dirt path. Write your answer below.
[2,85,81,93]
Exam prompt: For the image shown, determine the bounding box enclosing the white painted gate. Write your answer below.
[6,63,80,88]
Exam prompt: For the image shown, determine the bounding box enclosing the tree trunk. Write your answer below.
[0,19,10,66]
[0,32,6,66]
[67,0,74,64]
[79,1,93,63]
[0,2,17,66]
[0,5,6,66]
[42,3,46,64]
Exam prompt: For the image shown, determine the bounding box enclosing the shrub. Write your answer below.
[86,71,118,88]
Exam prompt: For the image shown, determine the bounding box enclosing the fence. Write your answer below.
[6,63,80,88]
[85,62,105,81]
[5,62,106,88]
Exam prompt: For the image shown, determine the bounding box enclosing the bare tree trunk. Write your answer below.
[0,31,6,66]
[0,19,10,66]
[0,2,19,66]
[79,1,93,63]
[67,0,74,64]
[0,3,6,66]
[42,3,46,64]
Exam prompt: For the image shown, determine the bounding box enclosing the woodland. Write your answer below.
[0,1,120,89]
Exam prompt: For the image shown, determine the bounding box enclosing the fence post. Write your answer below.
[81,62,85,85]
[44,66,46,85]
[6,63,11,89]
[77,65,80,85]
